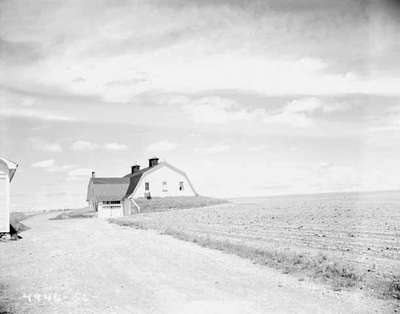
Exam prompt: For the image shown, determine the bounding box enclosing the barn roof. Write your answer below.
[88,161,198,202]
[88,177,129,202]
[123,166,151,178]
[122,166,153,197]
[124,173,143,197]
[88,167,153,202]
[0,157,18,182]
[92,177,129,184]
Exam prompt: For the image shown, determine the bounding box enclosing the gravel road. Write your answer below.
[0,213,393,313]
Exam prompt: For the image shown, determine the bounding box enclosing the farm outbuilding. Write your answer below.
[0,157,18,233]
[87,157,197,218]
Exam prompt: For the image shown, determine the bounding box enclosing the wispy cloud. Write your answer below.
[105,77,148,87]
[103,142,128,151]
[71,140,98,151]
[263,97,351,128]
[180,95,350,128]
[196,144,230,154]
[72,77,86,83]
[48,165,76,173]
[0,105,73,121]
[31,159,90,182]
[263,98,320,128]
[71,140,128,152]
[1,0,400,102]
[248,145,266,152]
[0,88,74,121]
[146,140,178,152]
[31,159,55,168]
[66,167,93,181]
[182,97,255,124]
[32,159,76,173]
[31,138,63,152]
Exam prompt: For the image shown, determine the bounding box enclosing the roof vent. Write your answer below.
[91,171,96,178]
[131,165,140,174]
[148,157,159,168]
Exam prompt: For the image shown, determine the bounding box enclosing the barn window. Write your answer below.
[162,181,168,192]
[102,200,121,209]
[179,181,184,191]
[145,182,150,191]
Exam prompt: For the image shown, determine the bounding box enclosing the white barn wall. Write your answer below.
[0,162,10,232]
[132,166,196,198]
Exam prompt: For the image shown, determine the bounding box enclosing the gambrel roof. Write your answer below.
[123,162,198,199]
[87,177,129,202]
[87,162,198,202]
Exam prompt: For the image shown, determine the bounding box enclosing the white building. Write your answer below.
[87,157,197,218]
[0,157,18,233]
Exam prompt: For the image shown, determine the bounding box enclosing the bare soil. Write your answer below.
[0,212,394,313]
[112,191,400,302]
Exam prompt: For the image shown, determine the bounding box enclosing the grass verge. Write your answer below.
[0,281,14,314]
[50,208,96,220]
[135,196,227,212]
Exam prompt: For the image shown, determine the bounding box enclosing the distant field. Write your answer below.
[112,191,400,300]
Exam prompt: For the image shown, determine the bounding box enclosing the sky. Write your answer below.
[1,0,400,210]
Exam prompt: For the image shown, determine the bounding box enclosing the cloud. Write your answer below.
[0,37,42,63]
[105,78,148,87]
[71,140,127,152]
[248,145,265,152]
[284,97,322,114]
[180,95,351,129]
[180,95,350,129]
[196,144,230,154]
[368,104,400,133]
[0,104,73,121]
[32,159,77,173]
[31,138,62,152]
[71,140,98,151]
[182,97,255,124]
[32,158,91,181]
[263,97,349,128]
[103,142,128,151]
[0,88,74,121]
[1,0,400,104]
[146,140,178,152]
[46,164,76,173]
[72,77,85,83]
[67,167,93,180]
[263,98,320,128]
[31,159,55,168]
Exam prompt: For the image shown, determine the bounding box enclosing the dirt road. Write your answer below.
[0,213,394,313]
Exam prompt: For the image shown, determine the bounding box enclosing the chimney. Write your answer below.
[131,165,140,174]
[148,157,159,168]
[91,171,96,178]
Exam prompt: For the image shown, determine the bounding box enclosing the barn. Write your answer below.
[87,157,197,218]
[0,157,18,233]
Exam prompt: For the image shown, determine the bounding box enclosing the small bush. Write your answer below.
[388,278,400,300]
